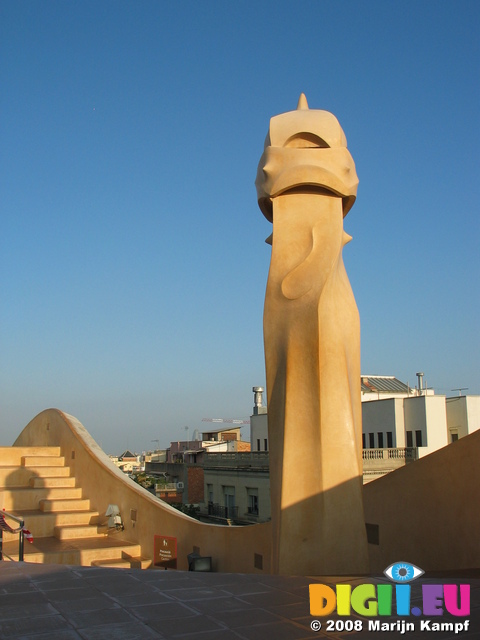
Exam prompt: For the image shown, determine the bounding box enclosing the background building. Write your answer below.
[446,395,480,442]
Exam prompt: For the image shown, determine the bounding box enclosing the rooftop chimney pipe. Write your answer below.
[252,386,264,415]
[416,372,424,396]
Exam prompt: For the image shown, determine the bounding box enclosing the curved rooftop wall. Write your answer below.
[14,409,271,573]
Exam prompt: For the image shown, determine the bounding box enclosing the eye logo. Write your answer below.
[384,561,424,583]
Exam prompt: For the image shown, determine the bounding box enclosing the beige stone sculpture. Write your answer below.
[256,94,369,575]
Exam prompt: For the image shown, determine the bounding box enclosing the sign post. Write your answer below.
[154,535,177,569]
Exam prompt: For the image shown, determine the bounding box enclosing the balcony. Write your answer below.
[155,483,182,492]
[362,447,418,483]
[362,447,417,462]
[207,503,238,520]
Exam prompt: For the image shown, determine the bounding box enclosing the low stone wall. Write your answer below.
[13,409,271,573]
[363,429,480,572]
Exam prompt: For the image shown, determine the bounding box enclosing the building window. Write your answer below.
[451,433,459,442]
[377,432,384,448]
[257,439,260,451]
[369,433,375,448]
[386,432,393,448]
[247,488,259,516]
[406,431,413,448]
[264,439,268,451]
[207,484,213,504]
[362,433,365,448]
[223,486,235,518]
[415,430,423,447]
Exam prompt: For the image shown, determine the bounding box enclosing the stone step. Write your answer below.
[25,466,72,477]
[1,537,143,567]
[83,545,144,566]
[0,466,72,484]
[0,447,61,465]
[46,510,101,525]
[2,487,83,510]
[22,456,65,467]
[40,498,91,512]
[92,556,152,570]
[0,509,101,540]
[30,476,76,488]
[54,524,108,540]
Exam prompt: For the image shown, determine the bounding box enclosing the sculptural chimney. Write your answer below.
[256,95,369,575]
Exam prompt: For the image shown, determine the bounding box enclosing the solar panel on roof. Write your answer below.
[361,376,409,393]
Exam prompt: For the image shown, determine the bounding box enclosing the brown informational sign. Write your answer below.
[154,535,177,569]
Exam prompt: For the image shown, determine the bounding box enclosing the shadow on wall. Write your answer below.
[10,409,480,576]
[272,430,480,576]
[269,477,369,576]
[12,409,273,574]
[363,428,480,573]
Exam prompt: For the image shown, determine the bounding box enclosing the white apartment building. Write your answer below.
[445,395,480,442]
[362,394,449,458]
[204,381,480,510]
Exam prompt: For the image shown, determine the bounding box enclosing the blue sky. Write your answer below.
[1,1,479,454]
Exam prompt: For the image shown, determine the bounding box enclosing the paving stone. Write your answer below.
[0,614,72,638]
[175,632,246,640]
[141,574,206,588]
[219,582,274,596]
[257,575,321,591]
[0,602,58,620]
[77,621,162,640]
[236,589,305,607]
[207,607,281,628]
[230,620,313,640]
[148,613,225,637]
[0,582,38,594]
[109,590,172,607]
[269,601,312,620]
[53,595,118,614]
[41,586,102,601]
[17,630,83,640]
[32,577,88,590]
[0,591,48,606]
[86,579,156,597]
[185,596,254,614]
[30,571,85,584]
[66,606,136,629]
[164,587,233,601]
[127,601,198,621]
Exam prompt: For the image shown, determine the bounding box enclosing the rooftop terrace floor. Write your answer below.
[0,562,478,639]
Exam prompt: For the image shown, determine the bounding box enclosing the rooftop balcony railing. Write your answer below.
[362,447,417,461]
[362,447,418,476]
[206,503,238,520]
[155,483,182,492]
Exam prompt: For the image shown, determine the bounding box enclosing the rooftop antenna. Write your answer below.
[451,388,468,396]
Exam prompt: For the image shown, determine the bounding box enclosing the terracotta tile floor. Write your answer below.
[0,563,478,639]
